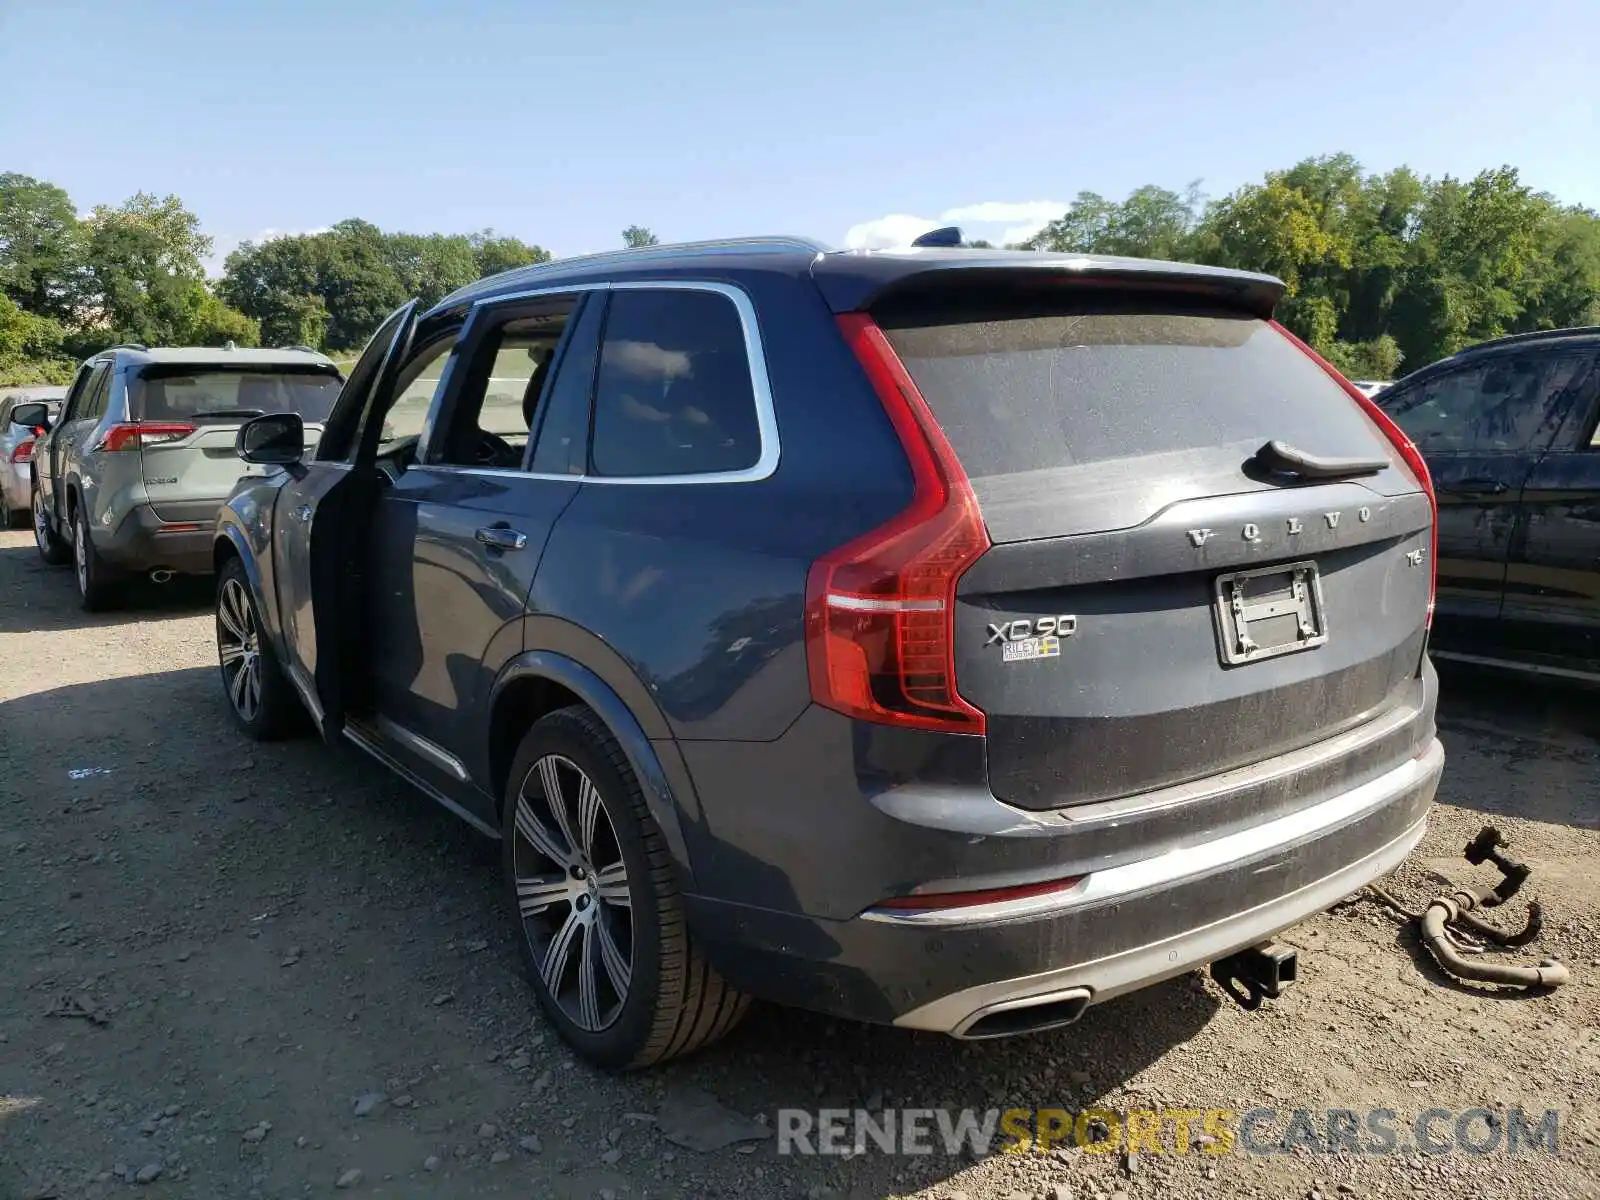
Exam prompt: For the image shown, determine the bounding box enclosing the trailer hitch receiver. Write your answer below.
[1211,942,1298,1011]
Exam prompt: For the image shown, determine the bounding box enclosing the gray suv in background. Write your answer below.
[31,344,342,609]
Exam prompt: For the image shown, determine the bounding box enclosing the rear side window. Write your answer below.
[81,368,113,421]
[880,301,1383,480]
[590,289,759,478]
[132,368,343,423]
[1379,353,1590,454]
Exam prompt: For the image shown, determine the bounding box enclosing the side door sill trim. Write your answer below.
[343,723,500,839]
[364,713,471,781]
[1431,649,1600,684]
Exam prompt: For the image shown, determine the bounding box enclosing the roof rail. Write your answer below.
[278,344,320,353]
[440,236,831,307]
[107,342,148,352]
[1460,326,1600,354]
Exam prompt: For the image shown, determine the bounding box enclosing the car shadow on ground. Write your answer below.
[1434,663,1599,831]
[2,664,1222,1199]
[0,540,213,634]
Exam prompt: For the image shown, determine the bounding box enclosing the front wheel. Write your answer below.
[32,485,69,565]
[216,560,299,740]
[502,706,748,1069]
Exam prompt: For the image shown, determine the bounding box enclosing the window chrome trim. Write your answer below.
[465,279,780,486]
[408,462,578,484]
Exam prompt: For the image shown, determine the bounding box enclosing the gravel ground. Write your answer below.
[1,527,1597,1200]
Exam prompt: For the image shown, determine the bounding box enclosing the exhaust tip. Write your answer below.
[952,987,1091,1039]
[149,569,175,584]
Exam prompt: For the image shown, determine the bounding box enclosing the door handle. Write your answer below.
[475,525,528,551]
[1452,478,1508,495]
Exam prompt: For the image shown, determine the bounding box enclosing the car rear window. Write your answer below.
[132,367,342,423]
[879,299,1383,481]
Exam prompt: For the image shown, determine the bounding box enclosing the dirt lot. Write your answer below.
[1,528,1597,1200]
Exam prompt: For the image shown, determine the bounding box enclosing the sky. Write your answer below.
[2,0,1596,272]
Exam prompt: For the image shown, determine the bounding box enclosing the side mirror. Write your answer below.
[10,402,50,430]
[237,412,305,465]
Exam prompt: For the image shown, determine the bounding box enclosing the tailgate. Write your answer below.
[132,366,338,521]
[142,423,325,520]
[877,292,1432,810]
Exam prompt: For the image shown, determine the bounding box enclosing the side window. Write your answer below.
[315,302,417,462]
[529,294,606,476]
[433,299,576,469]
[1381,353,1587,453]
[375,337,458,451]
[82,368,113,422]
[590,289,760,478]
[61,364,105,423]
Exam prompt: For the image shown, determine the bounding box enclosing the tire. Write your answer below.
[502,705,749,1069]
[216,559,299,740]
[72,504,121,611]
[32,484,69,565]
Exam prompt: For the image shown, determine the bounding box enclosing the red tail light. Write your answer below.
[1271,322,1438,629]
[96,422,197,453]
[804,313,990,734]
[10,439,34,463]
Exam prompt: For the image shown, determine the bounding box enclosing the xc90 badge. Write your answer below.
[986,615,1077,663]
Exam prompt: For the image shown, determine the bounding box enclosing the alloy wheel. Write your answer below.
[33,491,49,551]
[73,516,87,595]
[217,577,263,723]
[512,755,633,1032]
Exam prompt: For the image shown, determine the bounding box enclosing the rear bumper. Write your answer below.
[681,675,1442,1033]
[0,460,28,512]
[98,500,221,575]
[894,746,1437,1034]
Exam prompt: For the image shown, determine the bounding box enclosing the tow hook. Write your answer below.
[1210,941,1298,1011]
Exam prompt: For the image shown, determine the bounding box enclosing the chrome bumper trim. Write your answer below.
[895,811,1431,1034]
[865,739,1443,928]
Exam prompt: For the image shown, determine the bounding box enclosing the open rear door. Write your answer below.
[275,301,418,737]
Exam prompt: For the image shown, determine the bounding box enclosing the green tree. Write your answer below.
[219,234,331,347]
[1020,185,1202,259]
[0,292,74,385]
[78,192,257,348]
[318,219,410,349]
[471,230,551,278]
[0,173,82,321]
[1322,334,1404,381]
[222,222,556,352]
[622,225,659,248]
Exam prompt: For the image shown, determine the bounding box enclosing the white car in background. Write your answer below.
[0,386,66,528]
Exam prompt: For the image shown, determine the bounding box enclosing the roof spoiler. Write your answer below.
[810,253,1286,319]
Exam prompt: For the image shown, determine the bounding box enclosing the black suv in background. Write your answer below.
[1376,326,1600,680]
[213,239,1443,1068]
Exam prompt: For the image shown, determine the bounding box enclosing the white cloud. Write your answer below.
[842,200,1067,250]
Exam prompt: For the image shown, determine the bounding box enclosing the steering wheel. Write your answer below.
[474,430,518,467]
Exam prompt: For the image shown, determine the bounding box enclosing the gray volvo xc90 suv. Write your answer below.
[31,344,342,609]
[212,238,1445,1068]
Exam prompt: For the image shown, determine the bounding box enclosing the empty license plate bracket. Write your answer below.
[1213,561,1328,666]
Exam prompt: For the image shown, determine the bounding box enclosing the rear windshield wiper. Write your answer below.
[1253,439,1388,481]
[191,408,266,419]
